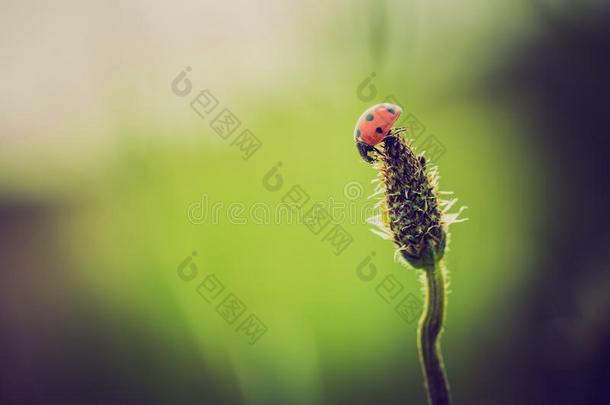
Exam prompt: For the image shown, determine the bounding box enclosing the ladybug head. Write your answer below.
[356,141,377,163]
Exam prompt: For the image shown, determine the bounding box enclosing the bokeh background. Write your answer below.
[1,0,609,404]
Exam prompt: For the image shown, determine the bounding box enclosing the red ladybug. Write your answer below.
[354,103,402,163]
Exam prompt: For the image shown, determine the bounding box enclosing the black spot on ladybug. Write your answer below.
[366,114,374,121]
[388,108,395,114]
[375,127,383,134]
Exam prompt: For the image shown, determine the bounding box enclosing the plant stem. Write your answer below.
[418,259,451,405]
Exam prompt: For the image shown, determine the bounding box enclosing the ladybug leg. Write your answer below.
[372,145,384,155]
[390,127,407,138]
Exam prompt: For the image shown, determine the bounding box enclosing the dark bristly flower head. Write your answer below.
[369,130,465,269]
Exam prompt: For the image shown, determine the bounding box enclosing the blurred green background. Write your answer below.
[1,1,609,404]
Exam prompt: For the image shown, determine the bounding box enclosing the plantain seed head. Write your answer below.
[369,131,465,269]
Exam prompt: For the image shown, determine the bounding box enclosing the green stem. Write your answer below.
[418,259,451,405]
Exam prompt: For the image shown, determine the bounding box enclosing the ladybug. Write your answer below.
[354,103,403,163]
